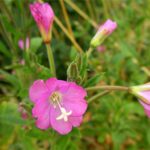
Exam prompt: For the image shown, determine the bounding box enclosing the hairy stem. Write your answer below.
[59,0,73,36]
[86,85,130,91]
[86,47,94,58]
[54,16,83,53]
[64,0,98,28]
[88,90,109,103]
[45,44,56,77]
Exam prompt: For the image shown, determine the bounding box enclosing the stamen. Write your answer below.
[49,91,62,105]
[56,107,72,122]
[50,91,72,122]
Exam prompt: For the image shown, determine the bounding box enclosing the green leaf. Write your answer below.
[0,41,11,58]
[79,54,88,78]
[0,69,21,88]
[36,64,52,79]
[83,74,103,87]
[67,62,79,81]
[30,37,42,53]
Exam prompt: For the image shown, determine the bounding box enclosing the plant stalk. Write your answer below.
[86,85,130,91]
[88,90,109,103]
[45,44,56,77]
[64,0,98,28]
[54,16,83,53]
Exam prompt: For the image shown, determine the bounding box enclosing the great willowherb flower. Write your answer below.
[18,37,30,50]
[131,83,150,117]
[29,78,87,135]
[90,19,117,48]
[29,2,54,43]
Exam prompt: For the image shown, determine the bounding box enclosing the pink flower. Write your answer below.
[29,2,54,43]
[29,78,87,135]
[97,45,106,52]
[90,19,117,47]
[131,83,150,117]
[18,37,30,50]
[20,59,25,65]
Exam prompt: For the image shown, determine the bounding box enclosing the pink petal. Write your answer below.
[29,80,49,103]
[62,82,87,100]
[35,107,51,130]
[99,19,117,35]
[139,100,150,111]
[18,40,24,49]
[144,109,150,118]
[50,106,72,135]
[63,100,87,117]
[138,91,150,103]
[32,99,49,118]
[69,116,83,127]
[29,2,54,33]
[45,78,58,92]
[26,37,30,49]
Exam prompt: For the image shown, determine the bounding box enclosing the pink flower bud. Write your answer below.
[90,19,117,47]
[20,59,25,65]
[29,2,54,43]
[18,103,28,120]
[96,45,106,52]
[131,83,150,117]
[18,37,30,50]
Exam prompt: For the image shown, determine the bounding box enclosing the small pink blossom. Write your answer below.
[18,37,30,50]
[98,19,117,35]
[18,103,28,120]
[29,2,54,43]
[97,45,106,52]
[20,59,25,65]
[29,78,87,135]
[131,83,150,117]
[91,19,117,47]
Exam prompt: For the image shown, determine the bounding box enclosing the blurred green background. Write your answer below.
[0,0,150,150]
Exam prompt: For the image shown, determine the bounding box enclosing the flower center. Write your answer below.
[50,91,62,105]
[49,91,72,122]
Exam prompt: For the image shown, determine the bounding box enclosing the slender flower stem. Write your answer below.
[86,85,130,91]
[54,16,83,53]
[59,0,73,36]
[88,90,109,103]
[102,0,110,18]
[86,47,94,58]
[141,66,150,77]
[45,44,56,77]
[86,0,95,20]
[52,25,60,39]
[64,0,98,28]
[132,58,150,77]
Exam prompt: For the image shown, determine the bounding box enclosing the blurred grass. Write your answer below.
[0,0,150,150]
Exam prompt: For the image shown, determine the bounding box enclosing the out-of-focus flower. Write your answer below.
[90,19,117,48]
[96,45,106,52]
[18,37,30,50]
[29,78,87,135]
[29,2,54,43]
[18,103,28,120]
[20,59,25,65]
[131,83,150,117]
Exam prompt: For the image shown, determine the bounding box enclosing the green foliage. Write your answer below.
[0,0,150,150]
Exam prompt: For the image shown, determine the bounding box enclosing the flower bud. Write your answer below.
[18,37,30,50]
[18,103,28,120]
[90,19,117,48]
[96,45,106,52]
[30,2,54,43]
[130,83,150,117]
